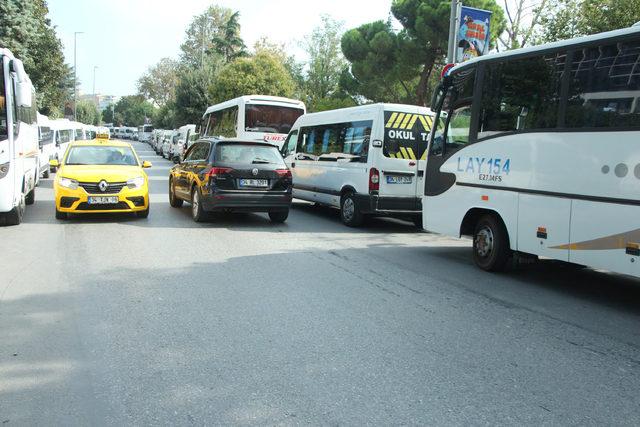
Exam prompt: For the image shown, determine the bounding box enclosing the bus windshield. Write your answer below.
[245,105,303,134]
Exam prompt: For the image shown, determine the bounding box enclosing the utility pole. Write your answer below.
[447,0,461,63]
[92,66,98,95]
[201,17,206,68]
[73,31,84,121]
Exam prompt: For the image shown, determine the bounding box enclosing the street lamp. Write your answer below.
[73,31,84,121]
[92,65,98,95]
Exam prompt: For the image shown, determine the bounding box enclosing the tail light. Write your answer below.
[275,169,292,179]
[206,167,233,179]
[369,168,380,192]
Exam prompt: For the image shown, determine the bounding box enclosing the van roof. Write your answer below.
[295,103,434,120]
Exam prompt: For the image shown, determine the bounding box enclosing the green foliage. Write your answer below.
[179,5,235,67]
[154,102,178,129]
[211,11,247,62]
[102,104,115,124]
[76,100,101,125]
[174,61,219,126]
[114,95,155,127]
[0,0,72,114]
[535,0,640,43]
[311,96,358,112]
[210,52,296,103]
[303,15,349,110]
[137,58,180,107]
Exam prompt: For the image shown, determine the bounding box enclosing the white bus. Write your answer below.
[137,124,154,143]
[49,119,75,169]
[36,113,56,179]
[282,103,436,226]
[201,95,306,148]
[1,48,39,225]
[422,25,640,278]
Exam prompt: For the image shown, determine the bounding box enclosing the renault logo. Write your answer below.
[252,168,259,176]
[98,180,109,192]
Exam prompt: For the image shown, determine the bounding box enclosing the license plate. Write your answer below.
[239,179,268,188]
[88,196,118,204]
[386,175,412,184]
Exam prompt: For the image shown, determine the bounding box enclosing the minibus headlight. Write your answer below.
[59,177,79,190]
[0,162,9,179]
[127,176,145,189]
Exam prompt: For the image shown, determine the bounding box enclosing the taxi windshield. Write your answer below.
[65,145,138,166]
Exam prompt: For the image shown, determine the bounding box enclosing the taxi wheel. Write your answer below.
[340,192,363,227]
[191,187,206,222]
[55,208,67,220]
[169,179,183,208]
[136,207,149,219]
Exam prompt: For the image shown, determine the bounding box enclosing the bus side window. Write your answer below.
[445,104,473,154]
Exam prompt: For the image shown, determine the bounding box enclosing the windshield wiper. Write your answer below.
[251,158,273,164]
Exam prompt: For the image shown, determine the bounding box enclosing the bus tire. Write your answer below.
[5,195,25,226]
[473,214,511,272]
[25,188,35,205]
[340,192,363,227]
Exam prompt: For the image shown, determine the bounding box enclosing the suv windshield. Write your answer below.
[244,105,304,134]
[65,145,138,166]
[216,144,285,165]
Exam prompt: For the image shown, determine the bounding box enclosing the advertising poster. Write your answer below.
[457,6,492,62]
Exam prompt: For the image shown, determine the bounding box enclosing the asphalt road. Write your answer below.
[1,141,640,425]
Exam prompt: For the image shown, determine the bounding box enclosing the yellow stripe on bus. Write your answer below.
[400,114,413,129]
[426,116,434,129]
[421,150,427,160]
[407,147,417,160]
[399,147,410,159]
[393,113,406,129]
[385,112,398,128]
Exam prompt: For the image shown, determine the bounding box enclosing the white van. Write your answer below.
[282,103,436,226]
[36,113,56,179]
[1,48,39,225]
[49,119,75,169]
[173,124,197,161]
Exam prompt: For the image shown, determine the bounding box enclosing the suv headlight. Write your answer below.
[59,177,79,189]
[127,176,145,189]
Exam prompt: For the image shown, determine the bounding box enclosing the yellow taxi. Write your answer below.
[50,130,151,219]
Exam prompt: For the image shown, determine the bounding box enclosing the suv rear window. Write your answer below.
[216,144,285,166]
[383,111,438,160]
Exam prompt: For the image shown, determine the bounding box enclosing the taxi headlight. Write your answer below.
[59,177,79,189]
[127,176,145,189]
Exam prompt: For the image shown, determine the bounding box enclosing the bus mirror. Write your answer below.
[372,140,382,148]
[16,81,32,107]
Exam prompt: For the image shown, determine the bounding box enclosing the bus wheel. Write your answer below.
[473,214,511,272]
[340,192,363,227]
[4,195,25,226]
[25,188,35,205]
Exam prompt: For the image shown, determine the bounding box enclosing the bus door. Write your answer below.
[378,110,433,209]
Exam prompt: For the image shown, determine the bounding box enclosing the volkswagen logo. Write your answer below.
[252,168,259,176]
[98,180,109,192]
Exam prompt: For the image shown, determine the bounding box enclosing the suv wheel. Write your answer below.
[268,210,289,223]
[169,179,183,208]
[191,187,206,222]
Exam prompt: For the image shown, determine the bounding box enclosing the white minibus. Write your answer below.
[36,113,56,179]
[423,25,640,278]
[1,48,39,225]
[138,124,154,143]
[282,103,436,226]
[201,95,305,148]
[49,119,75,169]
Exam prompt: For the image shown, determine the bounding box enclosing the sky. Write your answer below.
[48,0,394,98]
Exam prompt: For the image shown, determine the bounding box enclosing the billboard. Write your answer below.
[456,6,492,63]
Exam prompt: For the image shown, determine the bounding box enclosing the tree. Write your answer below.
[498,0,549,50]
[137,58,180,107]
[179,5,234,67]
[154,102,178,129]
[253,37,305,98]
[114,95,155,127]
[303,15,350,111]
[0,0,72,114]
[76,99,100,125]
[534,0,640,44]
[210,11,247,62]
[174,60,220,126]
[209,52,296,103]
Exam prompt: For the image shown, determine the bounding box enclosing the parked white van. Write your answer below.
[174,124,197,161]
[282,103,437,226]
[1,48,39,225]
[36,113,56,179]
[48,119,75,171]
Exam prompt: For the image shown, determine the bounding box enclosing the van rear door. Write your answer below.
[375,108,434,211]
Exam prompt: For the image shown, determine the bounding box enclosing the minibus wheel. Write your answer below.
[340,192,363,227]
[5,195,25,225]
[473,214,511,272]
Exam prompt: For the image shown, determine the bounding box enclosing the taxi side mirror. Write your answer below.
[142,160,152,168]
[49,159,60,168]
